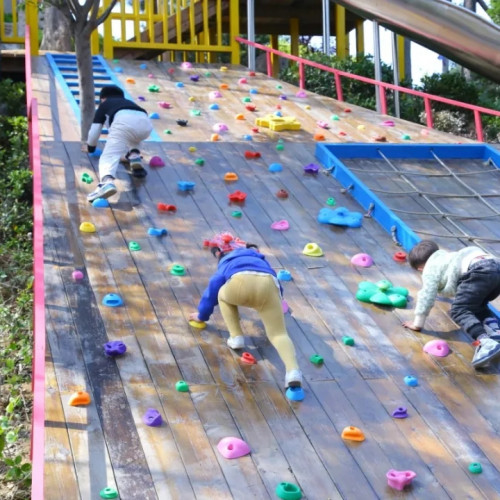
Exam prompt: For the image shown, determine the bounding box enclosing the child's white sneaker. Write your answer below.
[483,317,500,337]
[285,369,303,388]
[227,336,245,349]
[472,337,500,368]
[87,181,117,202]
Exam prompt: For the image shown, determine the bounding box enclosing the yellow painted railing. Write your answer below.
[0,0,38,55]
[100,0,240,63]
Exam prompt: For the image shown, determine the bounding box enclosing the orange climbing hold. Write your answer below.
[219,83,229,90]
[314,133,326,141]
[69,391,91,406]
[374,135,387,142]
[341,426,365,442]
[224,172,239,181]
[126,77,135,84]
[235,113,245,120]
[211,133,220,142]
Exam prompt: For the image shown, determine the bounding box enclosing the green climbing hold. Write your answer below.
[276,482,302,500]
[277,139,284,143]
[276,144,284,151]
[376,279,392,291]
[81,172,93,184]
[112,59,119,64]
[387,293,408,308]
[356,280,408,308]
[231,210,243,218]
[331,114,340,121]
[164,129,172,134]
[310,354,324,365]
[100,487,118,499]
[402,134,411,140]
[204,71,212,77]
[326,197,336,206]
[342,336,355,346]
[276,84,283,89]
[190,109,202,116]
[195,158,205,166]
[175,380,189,392]
[242,97,252,103]
[128,241,141,252]
[148,84,160,92]
[171,264,186,276]
[469,462,482,474]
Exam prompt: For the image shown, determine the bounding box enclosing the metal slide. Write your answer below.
[333,0,500,83]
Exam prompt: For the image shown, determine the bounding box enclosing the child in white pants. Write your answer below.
[86,85,153,202]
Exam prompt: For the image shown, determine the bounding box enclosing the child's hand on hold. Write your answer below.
[402,320,421,331]
[188,312,201,322]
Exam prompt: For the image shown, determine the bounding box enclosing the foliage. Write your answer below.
[488,0,500,24]
[0,79,33,499]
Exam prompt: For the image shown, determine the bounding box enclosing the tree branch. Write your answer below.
[96,0,120,27]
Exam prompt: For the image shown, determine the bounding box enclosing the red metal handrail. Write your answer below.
[235,37,500,142]
[25,25,45,500]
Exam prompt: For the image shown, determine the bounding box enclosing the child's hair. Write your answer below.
[408,240,439,270]
[211,242,259,261]
[99,85,124,100]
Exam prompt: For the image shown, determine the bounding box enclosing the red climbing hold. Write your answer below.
[244,151,261,159]
[276,189,289,199]
[393,251,407,262]
[241,352,257,364]
[245,104,257,112]
[157,203,177,212]
[228,190,247,202]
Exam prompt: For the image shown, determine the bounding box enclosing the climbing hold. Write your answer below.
[158,101,172,109]
[243,134,252,141]
[190,74,200,82]
[341,426,365,441]
[393,251,407,262]
[181,61,192,69]
[244,150,261,159]
[188,146,197,153]
[286,386,305,402]
[125,77,135,83]
[228,190,247,202]
[220,66,228,72]
[276,144,284,151]
[148,84,160,92]
[177,181,195,191]
[148,73,154,78]
[303,243,323,257]
[326,197,336,206]
[164,129,172,134]
[210,133,220,142]
[295,90,307,98]
[79,222,96,233]
[313,133,325,141]
[248,71,256,76]
[72,270,84,281]
[148,227,168,237]
[170,264,186,276]
[386,470,417,491]
[175,380,189,392]
[342,336,355,346]
[149,112,160,119]
[282,299,289,314]
[129,241,141,251]
[209,103,220,111]
[421,128,430,136]
[241,352,257,365]
[92,198,110,208]
[238,77,248,85]
[256,114,301,131]
[249,88,258,95]
[310,354,324,365]
[391,407,408,419]
[104,340,127,356]
[303,163,320,174]
[318,207,363,228]
[251,127,259,133]
[219,83,229,90]
[277,270,292,281]
[176,119,188,127]
[189,319,206,329]
[195,158,205,166]
[81,172,93,184]
[245,104,257,112]
[190,109,201,116]
[224,172,238,181]
[305,105,311,110]
[217,437,251,459]
[213,123,228,133]
[317,120,329,129]
[149,156,165,167]
[204,71,212,77]
[102,293,123,307]
[338,131,347,137]
[404,375,418,387]
[137,96,146,102]
[357,124,365,130]
[423,339,450,357]
[469,463,482,474]
[356,281,408,308]
[235,113,245,120]
[344,107,352,113]
[351,253,374,268]
[275,111,283,117]
[69,391,91,406]
[401,134,411,140]
[143,408,162,427]
[276,189,288,199]
[269,163,283,173]
[210,90,222,99]
[381,120,395,127]
[99,486,118,499]
[331,114,340,121]
[374,134,387,142]
[157,203,177,212]
[114,67,123,73]
[175,82,184,88]
[231,210,242,218]
[271,220,290,231]
[276,482,302,500]
[242,96,252,103]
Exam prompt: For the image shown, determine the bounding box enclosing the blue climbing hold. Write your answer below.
[175,82,184,88]
[274,111,283,117]
[286,386,305,401]
[114,67,123,73]
[89,148,102,158]
[243,134,253,141]
[102,293,123,307]
[104,340,127,356]
[317,207,363,228]
[269,163,283,173]
[209,103,220,110]
[404,375,418,387]
[177,180,196,191]
[139,63,147,70]
[149,112,160,119]
[148,227,168,237]
[92,198,110,208]
[277,270,292,281]
[249,88,258,94]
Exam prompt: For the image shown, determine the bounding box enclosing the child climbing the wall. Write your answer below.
[188,235,303,388]
[403,239,500,367]
[86,85,153,202]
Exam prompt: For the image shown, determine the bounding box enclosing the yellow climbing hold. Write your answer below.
[188,96,196,102]
[79,222,96,233]
[302,242,323,257]
[188,146,197,153]
[255,114,301,131]
[220,66,228,72]
[189,320,207,329]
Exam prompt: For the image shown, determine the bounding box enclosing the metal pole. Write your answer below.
[373,21,382,113]
[247,0,255,71]
[322,0,331,55]
[391,32,400,118]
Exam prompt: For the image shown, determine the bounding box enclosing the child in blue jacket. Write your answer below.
[189,244,302,388]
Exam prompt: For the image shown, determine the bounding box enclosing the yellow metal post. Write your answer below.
[290,18,299,57]
[25,0,39,55]
[271,34,279,77]
[91,31,99,55]
[335,4,347,59]
[229,0,240,64]
[397,34,405,81]
[355,18,364,56]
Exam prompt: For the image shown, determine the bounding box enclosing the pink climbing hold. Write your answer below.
[381,120,395,127]
[282,299,289,314]
[238,77,248,85]
[295,90,307,98]
[147,73,154,78]
[72,270,84,281]
[149,156,165,167]
[213,123,228,133]
[423,339,450,357]
[386,470,416,491]
[317,120,329,129]
[210,90,223,99]
[158,101,172,109]
[168,68,175,75]
[181,61,192,69]
[271,220,290,231]
[350,253,374,268]
[217,437,251,459]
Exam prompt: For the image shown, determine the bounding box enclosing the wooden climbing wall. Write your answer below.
[32,55,500,500]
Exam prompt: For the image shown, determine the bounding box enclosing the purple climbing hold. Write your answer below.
[296,90,307,98]
[137,96,146,101]
[190,74,200,82]
[391,407,408,419]
[304,163,320,174]
[104,340,127,356]
[143,408,163,427]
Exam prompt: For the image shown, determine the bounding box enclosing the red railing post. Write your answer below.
[379,86,387,115]
[266,51,272,77]
[424,97,434,129]
[334,72,343,102]
[474,109,484,142]
[299,62,305,89]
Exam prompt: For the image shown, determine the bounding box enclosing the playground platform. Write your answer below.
[32,55,500,499]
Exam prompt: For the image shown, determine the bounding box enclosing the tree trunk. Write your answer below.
[40,6,72,52]
[74,27,96,142]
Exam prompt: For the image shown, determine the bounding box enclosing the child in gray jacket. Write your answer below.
[403,240,500,367]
